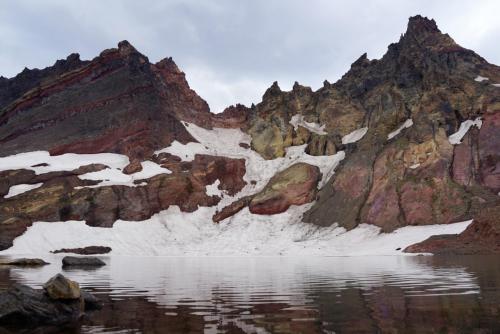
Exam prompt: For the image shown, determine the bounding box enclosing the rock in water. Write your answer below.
[43,273,81,300]
[0,284,83,325]
[62,256,106,267]
[0,258,48,266]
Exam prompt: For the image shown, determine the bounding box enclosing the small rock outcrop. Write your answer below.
[62,256,106,267]
[52,246,112,255]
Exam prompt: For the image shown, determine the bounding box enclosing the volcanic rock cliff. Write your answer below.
[0,15,499,254]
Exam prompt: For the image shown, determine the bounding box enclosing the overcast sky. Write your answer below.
[1,0,499,113]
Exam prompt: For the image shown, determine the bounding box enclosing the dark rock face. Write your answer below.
[52,246,112,255]
[295,15,500,232]
[0,41,213,161]
[62,256,106,267]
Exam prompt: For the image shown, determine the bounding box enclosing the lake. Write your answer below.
[0,255,499,333]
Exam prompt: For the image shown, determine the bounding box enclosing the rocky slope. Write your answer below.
[0,15,499,254]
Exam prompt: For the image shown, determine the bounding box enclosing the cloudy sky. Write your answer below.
[1,0,499,113]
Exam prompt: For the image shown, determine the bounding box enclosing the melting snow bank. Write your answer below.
[1,204,472,257]
[388,119,413,140]
[448,118,482,145]
[342,127,368,144]
[289,114,327,135]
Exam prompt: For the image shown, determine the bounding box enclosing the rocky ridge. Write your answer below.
[0,15,499,254]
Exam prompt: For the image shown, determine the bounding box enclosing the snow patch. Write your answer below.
[0,151,128,174]
[387,119,413,140]
[493,83,500,87]
[5,183,43,198]
[409,163,420,169]
[205,179,222,197]
[342,127,368,144]
[0,151,170,188]
[289,114,327,135]
[474,75,489,82]
[448,118,482,145]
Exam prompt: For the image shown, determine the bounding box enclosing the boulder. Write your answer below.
[43,273,81,300]
[123,160,143,175]
[0,284,83,325]
[62,256,106,267]
[0,274,100,326]
[249,163,320,215]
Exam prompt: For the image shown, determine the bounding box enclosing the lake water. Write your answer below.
[0,255,499,333]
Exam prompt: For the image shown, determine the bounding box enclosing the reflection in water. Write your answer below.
[1,255,500,333]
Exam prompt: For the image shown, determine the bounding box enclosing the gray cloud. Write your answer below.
[1,0,499,112]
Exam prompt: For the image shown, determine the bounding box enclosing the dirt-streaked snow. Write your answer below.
[388,119,413,140]
[342,127,368,144]
[448,118,482,145]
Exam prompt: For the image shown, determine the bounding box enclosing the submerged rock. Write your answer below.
[62,256,106,267]
[0,258,48,266]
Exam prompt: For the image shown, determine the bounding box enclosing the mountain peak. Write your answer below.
[406,15,440,35]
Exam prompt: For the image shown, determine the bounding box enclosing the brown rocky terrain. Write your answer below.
[0,15,499,254]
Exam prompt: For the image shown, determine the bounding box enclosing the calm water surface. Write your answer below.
[0,255,499,333]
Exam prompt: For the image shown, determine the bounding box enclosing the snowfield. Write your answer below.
[0,122,472,256]
[1,207,472,257]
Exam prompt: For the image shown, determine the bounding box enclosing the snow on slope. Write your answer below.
[448,118,482,145]
[0,122,471,256]
[157,122,345,207]
[289,114,327,135]
[342,127,368,144]
[1,206,472,256]
[0,151,170,187]
[388,119,413,140]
